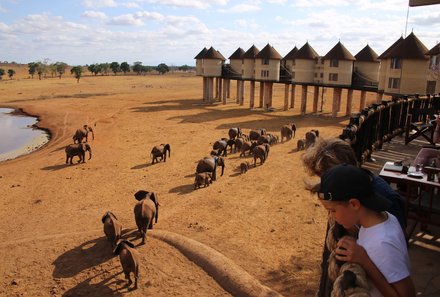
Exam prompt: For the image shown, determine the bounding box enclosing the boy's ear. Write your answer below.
[348,198,361,209]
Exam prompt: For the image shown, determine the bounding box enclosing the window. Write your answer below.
[314,73,317,78]
[320,73,323,78]
[330,59,339,67]
[329,73,338,81]
[262,58,269,65]
[430,56,439,70]
[390,58,401,69]
[388,78,400,89]
[261,70,269,77]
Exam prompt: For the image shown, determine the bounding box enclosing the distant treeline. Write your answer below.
[0,60,195,81]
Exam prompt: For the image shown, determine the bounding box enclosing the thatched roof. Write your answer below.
[194,47,208,59]
[379,33,428,60]
[204,47,226,60]
[426,43,440,56]
[290,42,320,60]
[243,45,260,59]
[377,36,404,59]
[323,41,355,61]
[355,45,379,62]
[229,47,245,59]
[283,47,298,60]
[255,44,282,60]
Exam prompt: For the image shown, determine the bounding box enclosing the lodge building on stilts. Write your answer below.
[195,32,440,117]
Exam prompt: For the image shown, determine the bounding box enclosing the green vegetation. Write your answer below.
[0,68,4,80]
[7,69,15,79]
[70,66,83,83]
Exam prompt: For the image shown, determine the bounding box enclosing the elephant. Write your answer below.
[151,143,171,164]
[241,134,250,141]
[196,156,225,181]
[297,139,306,151]
[194,172,212,190]
[113,240,140,290]
[240,162,249,174]
[240,141,258,157]
[249,128,267,141]
[228,127,242,139]
[257,135,271,145]
[101,211,122,248]
[268,134,279,145]
[305,130,319,148]
[281,123,296,142]
[253,143,270,167]
[65,143,92,164]
[73,125,94,143]
[234,137,245,153]
[133,190,159,244]
[213,140,228,157]
[226,139,236,153]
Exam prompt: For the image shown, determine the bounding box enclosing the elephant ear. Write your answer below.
[134,190,149,201]
[101,212,110,223]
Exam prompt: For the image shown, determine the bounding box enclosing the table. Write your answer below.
[379,162,440,236]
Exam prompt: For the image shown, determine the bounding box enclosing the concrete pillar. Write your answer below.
[290,84,296,109]
[208,77,214,103]
[313,85,319,113]
[268,82,273,107]
[250,81,255,109]
[284,84,289,110]
[222,79,228,104]
[346,89,353,116]
[360,90,367,111]
[202,77,206,101]
[332,88,342,117]
[214,78,218,99]
[239,81,245,106]
[301,85,307,115]
[259,81,264,108]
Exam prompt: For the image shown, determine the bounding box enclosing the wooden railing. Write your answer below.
[339,93,440,164]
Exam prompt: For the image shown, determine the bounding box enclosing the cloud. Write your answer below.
[235,19,259,29]
[220,3,261,13]
[82,0,118,8]
[146,0,228,9]
[82,10,108,20]
[266,0,287,4]
[410,12,440,26]
[108,14,144,26]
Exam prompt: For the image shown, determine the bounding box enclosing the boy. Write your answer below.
[319,164,415,297]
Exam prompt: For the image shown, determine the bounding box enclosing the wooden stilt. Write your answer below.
[284,84,289,110]
[239,81,245,106]
[259,82,264,108]
[313,86,319,114]
[268,83,273,107]
[218,78,223,102]
[236,81,240,104]
[222,79,227,104]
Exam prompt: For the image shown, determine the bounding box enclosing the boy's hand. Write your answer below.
[335,236,368,266]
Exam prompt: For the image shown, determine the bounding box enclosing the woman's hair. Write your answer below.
[302,138,358,177]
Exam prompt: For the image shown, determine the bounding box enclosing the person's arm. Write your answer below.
[336,236,415,297]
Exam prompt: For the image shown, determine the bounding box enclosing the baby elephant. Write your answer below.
[297,139,306,151]
[240,162,249,174]
[101,211,122,248]
[114,240,140,289]
[133,191,159,244]
[194,172,212,190]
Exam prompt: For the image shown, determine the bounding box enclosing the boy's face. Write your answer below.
[320,199,359,229]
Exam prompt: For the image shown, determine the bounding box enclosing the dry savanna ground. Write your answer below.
[0,66,379,297]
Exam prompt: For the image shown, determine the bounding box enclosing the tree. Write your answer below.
[156,63,169,75]
[99,63,110,75]
[179,64,190,72]
[7,69,15,79]
[70,66,83,83]
[110,62,120,75]
[132,62,143,75]
[87,63,101,76]
[36,62,47,80]
[28,62,38,78]
[54,62,68,79]
[0,68,4,80]
[120,62,130,74]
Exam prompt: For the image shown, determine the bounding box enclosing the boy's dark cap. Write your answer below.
[319,164,391,212]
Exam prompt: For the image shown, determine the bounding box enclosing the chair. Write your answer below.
[405,109,437,145]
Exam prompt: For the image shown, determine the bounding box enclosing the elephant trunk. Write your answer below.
[168,146,171,158]
[88,147,92,160]
[220,164,224,176]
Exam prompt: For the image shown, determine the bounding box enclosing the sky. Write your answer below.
[1,0,439,66]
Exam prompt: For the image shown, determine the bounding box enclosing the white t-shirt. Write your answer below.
[357,212,410,297]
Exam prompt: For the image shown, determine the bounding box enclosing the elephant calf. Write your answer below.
[65,143,92,164]
[194,172,212,190]
[240,162,249,174]
[73,124,94,143]
[114,240,140,289]
[151,143,171,164]
[253,143,270,167]
[101,211,122,248]
[297,139,306,151]
[133,191,159,244]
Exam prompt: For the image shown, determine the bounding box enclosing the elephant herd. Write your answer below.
[65,124,94,164]
[101,190,160,289]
